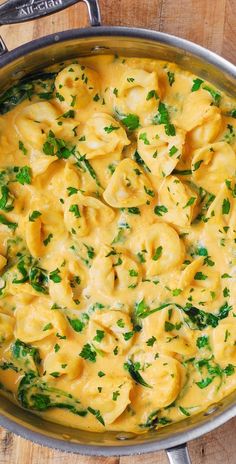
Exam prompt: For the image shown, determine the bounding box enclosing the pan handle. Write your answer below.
[0,0,101,27]
[166,443,192,464]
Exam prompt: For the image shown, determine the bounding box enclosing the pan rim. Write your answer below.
[0,24,236,456]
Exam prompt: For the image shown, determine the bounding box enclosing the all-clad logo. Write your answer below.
[16,0,63,17]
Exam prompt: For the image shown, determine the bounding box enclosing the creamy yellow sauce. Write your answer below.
[0,55,236,433]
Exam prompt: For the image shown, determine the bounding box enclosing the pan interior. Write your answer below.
[0,29,236,454]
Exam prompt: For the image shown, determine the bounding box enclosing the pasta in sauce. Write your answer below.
[0,55,236,433]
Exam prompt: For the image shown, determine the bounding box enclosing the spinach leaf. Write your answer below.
[184,302,232,329]
[124,359,152,388]
[0,186,14,212]
[11,254,49,294]
[0,361,19,372]
[17,372,87,416]
[29,265,48,294]
[133,150,151,173]
[139,410,172,428]
[134,298,171,320]
[139,409,159,428]
[75,154,102,188]
[0,72,57,114]
[11,339,41,373]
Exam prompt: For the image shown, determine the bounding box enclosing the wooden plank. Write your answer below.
[0,0,236,463]
[222,0,236,64]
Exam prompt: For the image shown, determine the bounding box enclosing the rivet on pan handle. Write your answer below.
[166,443,192,464]
[0,0,101,27]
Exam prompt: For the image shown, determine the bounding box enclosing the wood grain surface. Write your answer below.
[0,0,236,463]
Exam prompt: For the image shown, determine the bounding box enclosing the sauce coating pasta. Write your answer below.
[0,55,236,433]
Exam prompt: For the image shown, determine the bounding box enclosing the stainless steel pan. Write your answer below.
[0,1,236,462]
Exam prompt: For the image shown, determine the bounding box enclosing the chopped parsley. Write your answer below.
[29,210,41,222]
[144,186,155,197]
[49,268,61,283]
[169,145,178,157]
[80,343,97,363]
[179,406,190,417]
[191,78,204,92]
[93,329,105,343]
[146,336,156,346]
[16,166,31,185]
[43,322,53,331]
[67,317,84,333]
[203,85,221,106]
[196,377,213,389]
[153,102,176,136]
[43,130,75,159]
[62,110,75,119]
[154,205,168,216]
[196,335,209,349]
[123,331,134,341]
[146,89,159,101]
[126,207,141,215]
[222,198,230,215]
[167,71,175,86]
[194,271,207,280]
[19,140,27,156]
[152,246,163,261]
[139,132,150,145]
[129,269,138,277]
[115,110,140,131]
[0,214,17,230]
[69,204,81,218]
[104,124,120,134]
[183,197,196,208]
[43,233,53,246]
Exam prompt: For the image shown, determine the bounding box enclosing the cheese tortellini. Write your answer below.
[157,176,198,227]
[203,182,236,241]
[137,125,186,177]
[191,142,236,195]
[84,375,132,425]
[135,223,184,276]
[89,245,139,298]
[44,340,84,380]
[177,89,222,148]
[64,192,115,238]
[103,158,155,207]
[89,309,133,353]
[179,257,220,303]
[212,318,236,365]
[25,215,43,258]
[77,113,130,159]
[1,55,236,436]
[143,306,197,356]
[115,67,159,123]
[15,301,68,343]
[0,310,15,343]
[131,351,183,410]
[15,101,75,149]
[55,64,100,109]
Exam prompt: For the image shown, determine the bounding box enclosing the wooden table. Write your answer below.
[0,0,236,463]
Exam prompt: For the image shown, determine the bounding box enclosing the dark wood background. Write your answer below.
[0,0,236,462]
